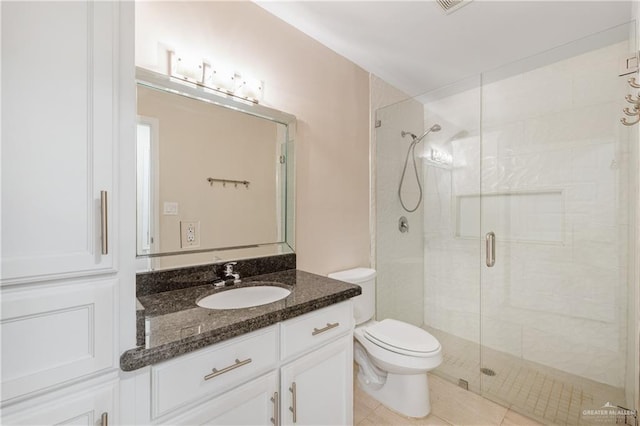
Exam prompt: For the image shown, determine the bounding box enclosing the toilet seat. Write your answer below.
[364,319,441,357]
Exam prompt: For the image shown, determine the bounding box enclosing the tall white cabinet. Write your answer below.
[1,1,135,424]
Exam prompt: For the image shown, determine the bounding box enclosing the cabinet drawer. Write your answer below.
[1,279,116,403]
[151,326,278,419]
[160,372,278,425]
[280,301,353,360]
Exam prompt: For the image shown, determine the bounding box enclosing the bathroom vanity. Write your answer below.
[1,4,360,423]
[122,259,361,425]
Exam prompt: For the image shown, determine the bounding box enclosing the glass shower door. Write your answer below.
[419,76,483,392]
[479,23,637,425]
[375,75,484,392]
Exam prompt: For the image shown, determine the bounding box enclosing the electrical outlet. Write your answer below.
[180,221,200,248]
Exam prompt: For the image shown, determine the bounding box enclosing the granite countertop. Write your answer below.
[120,269,361,371]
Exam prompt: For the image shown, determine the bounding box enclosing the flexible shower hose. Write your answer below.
[398,140,422,213]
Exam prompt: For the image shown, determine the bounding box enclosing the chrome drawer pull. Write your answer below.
[289,382,297,423]
[312,322,339,336]
[270,391,279,425]
[100,191,108,255]
[203,358,252,381]
[485,231,496,267]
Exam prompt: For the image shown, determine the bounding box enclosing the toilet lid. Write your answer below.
[364,319,441,356]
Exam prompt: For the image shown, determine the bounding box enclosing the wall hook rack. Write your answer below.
[207,177,250,189]
[621,76,640,126]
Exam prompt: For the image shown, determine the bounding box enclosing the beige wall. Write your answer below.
[136,1,371,275]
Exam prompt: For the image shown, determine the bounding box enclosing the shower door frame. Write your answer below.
[476,22,639,420]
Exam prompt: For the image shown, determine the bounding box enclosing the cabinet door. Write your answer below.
[1,1,118,283]
[1,279,116,402]
[281,335,353,426]
[163,372,278,426]
[1,379,117,425]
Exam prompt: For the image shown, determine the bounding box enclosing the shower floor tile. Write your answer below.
[425,326,628,425]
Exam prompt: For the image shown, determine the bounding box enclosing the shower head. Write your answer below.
[401,123,442,144]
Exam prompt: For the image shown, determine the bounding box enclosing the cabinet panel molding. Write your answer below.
[1,375,118,425]
[159,372,278,425]
[151,325,278,419]
[1,279,117,403]
[280,301,352,361]
[280,335,353,426]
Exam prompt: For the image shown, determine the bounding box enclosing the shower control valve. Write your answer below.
[399,216,409,233]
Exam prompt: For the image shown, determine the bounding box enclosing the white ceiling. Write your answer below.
[256,1,634,96]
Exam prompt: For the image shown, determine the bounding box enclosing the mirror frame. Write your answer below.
[135,67,296,271]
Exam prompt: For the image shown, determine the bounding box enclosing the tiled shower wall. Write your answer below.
[423,41,632,388]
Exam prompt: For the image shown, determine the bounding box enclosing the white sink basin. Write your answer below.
[197,284,291,310]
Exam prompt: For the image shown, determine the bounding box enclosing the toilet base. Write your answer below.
[357,370,432,418]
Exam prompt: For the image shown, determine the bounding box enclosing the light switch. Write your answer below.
[164,202,178,215]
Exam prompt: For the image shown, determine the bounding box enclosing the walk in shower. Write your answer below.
[374,22,638,425]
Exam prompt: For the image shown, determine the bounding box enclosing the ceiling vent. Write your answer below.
[436,0,472,14]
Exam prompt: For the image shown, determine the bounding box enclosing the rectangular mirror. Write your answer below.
[136,68,295,270]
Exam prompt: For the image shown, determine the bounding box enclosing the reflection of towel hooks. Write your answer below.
[207,177,250,189]
[621,77,640,126]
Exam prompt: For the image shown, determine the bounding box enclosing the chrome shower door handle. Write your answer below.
[485,232,496,267]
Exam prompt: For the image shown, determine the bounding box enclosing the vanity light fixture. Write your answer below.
[203,63,236,94]
[234,75,263,102]
[170,52,204,84]
[170,51,263,104]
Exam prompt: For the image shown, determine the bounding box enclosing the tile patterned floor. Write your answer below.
[354,324,632,425]
[424,327,628,426]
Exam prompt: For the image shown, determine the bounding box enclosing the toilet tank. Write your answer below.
[328,268,376,325]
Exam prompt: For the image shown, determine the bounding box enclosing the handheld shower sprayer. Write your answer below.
[401,124,442,144]
[398,123,441,213]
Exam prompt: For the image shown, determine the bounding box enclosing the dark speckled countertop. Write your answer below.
[120,269,361,371]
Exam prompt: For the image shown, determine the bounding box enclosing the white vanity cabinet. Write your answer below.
[147,301,354,426]
[280,335,353,426]
[279,301,354,425]
[1,1,134,424]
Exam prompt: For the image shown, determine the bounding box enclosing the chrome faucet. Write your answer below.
[223,262,241,284]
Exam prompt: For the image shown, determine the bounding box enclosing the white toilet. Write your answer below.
[328,268,442,418]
